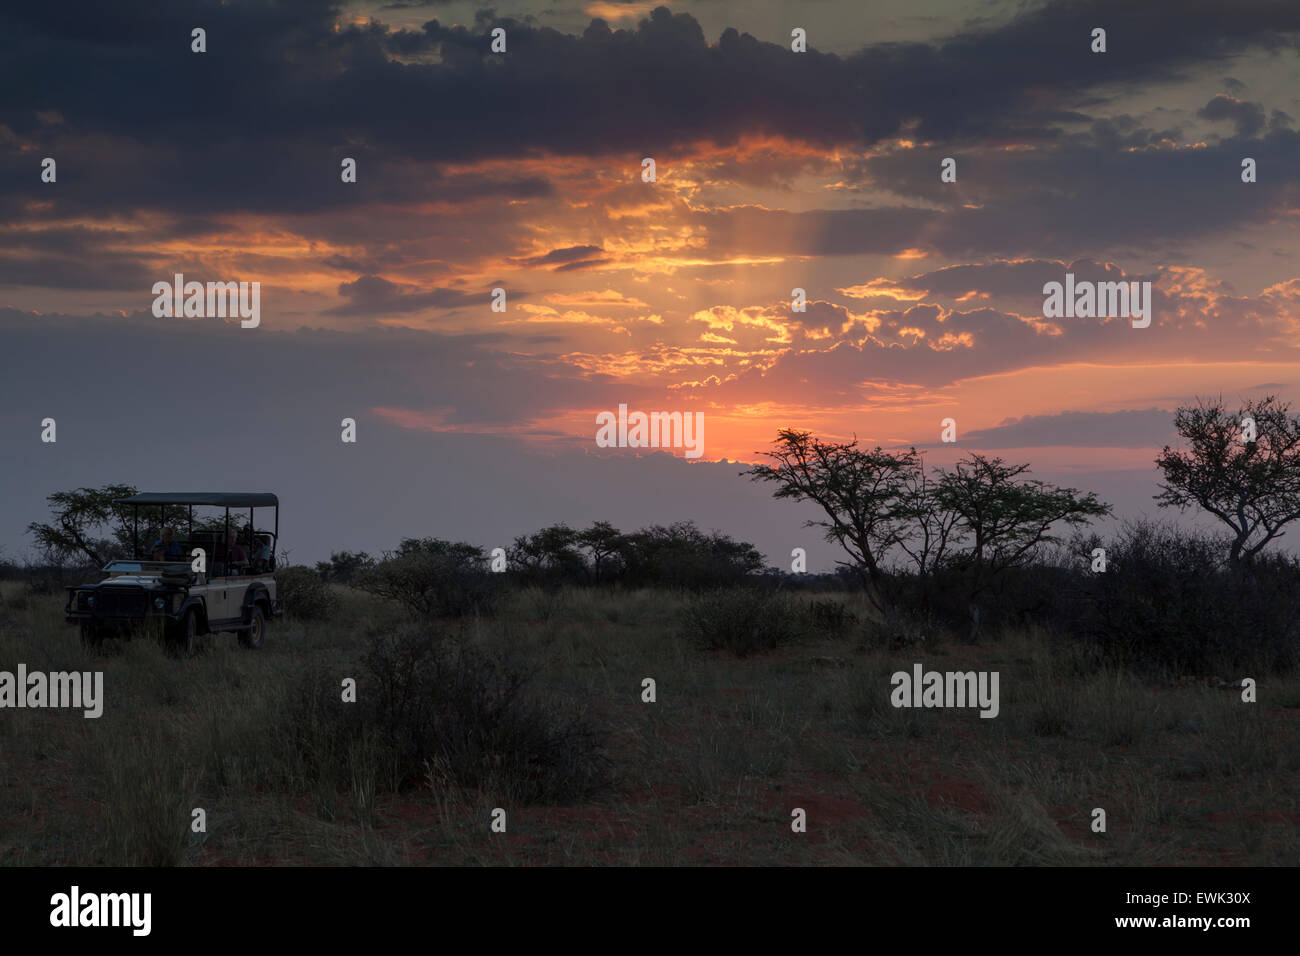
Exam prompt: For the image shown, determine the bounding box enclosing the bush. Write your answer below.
[275,565,336,620]
[288,628,611,803]
[1053,522,1300,676]
[807,598,858,635]
[282,661,367,792]
[618,522,767,589]
[885,558,1078,639]
[507,525,586,588]
[24,572,59,596]
[682,588,805,655]
[314,550,376,584]
[23,557,98,595]
[356,538,499,619]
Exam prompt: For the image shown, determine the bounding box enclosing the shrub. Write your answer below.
[356,538,499,619]
[1055,521,1300,676]
[287,628,611,803]
[275,565,336,620]
[24,572,59,596]
[807,598,858,635]
[618,522,767,589]
[314,550,376,584]
[507,524,586,588]
[282,661,368,792]
[486,520,769,590]
[23,556,98,595]
[682,588,805,655]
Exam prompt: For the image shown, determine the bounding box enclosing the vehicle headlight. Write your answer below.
[154,597,166,610]
[86,595,96,608]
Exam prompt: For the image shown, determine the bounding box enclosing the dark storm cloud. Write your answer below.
[1199,94,1268,137]
[0,306,639,428]
[709,119,1300,259]
[551,257,614,272]
[0,225,159,290]
[0,252,157,292]
[957,408,1178,449]
[5,0,1300,216]
[509,244,604,267]
[329,274,501,315]
[1,1,1299,296]
[0,134,552,225]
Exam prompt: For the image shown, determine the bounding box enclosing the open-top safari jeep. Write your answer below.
[65,492,282,655]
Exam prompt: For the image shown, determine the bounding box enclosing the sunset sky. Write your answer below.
[2,0,1299,567]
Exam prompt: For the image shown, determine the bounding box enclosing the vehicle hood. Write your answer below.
[95,575,166,588]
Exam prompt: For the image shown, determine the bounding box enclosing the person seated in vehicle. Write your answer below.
[251,535,273,571]
[218,529,250,574]
[150,527,185,562]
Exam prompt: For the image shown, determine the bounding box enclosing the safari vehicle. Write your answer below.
[65,492,282,655]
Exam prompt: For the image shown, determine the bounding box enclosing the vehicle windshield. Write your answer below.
[104,560,185,572]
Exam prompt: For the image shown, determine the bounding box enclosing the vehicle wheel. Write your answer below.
[239,605,267,649]
[170,609,202,658]
[79,623,104,651]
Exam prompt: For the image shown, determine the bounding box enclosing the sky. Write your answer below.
[1,0,1299,568]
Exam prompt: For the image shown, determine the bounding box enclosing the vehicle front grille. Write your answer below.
[92,588,149,618]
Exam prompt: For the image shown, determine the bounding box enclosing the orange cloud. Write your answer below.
[838,279,928,301]
[584,2,661,21]
[546,289,649,308]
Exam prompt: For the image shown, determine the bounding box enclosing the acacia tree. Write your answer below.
[937,455,1110,577]
[894,466,963,577]
[27,484,141,567]
[1155,395,1300,567]
[931,454,1111,637]
[745,429,920,614]
[507,524,585,582]
[315,550,376,583]
[577,521,624,582]
[748,431,1111,636]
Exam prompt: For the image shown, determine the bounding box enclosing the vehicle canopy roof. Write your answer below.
[116,492,279,508]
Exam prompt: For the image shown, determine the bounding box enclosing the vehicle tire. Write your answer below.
[79,623,104,651]
[171,608,201,658]
[239,605,267,650]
